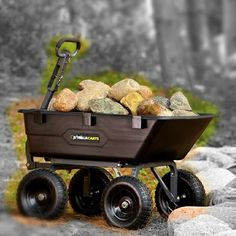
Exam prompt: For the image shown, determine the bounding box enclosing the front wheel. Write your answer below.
[101,176,152,229]
[17,169,68,219]
[155,169,205,218]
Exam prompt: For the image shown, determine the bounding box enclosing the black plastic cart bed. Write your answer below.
[16,37,213,230]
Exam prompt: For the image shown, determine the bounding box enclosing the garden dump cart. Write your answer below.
[17,37,213,230]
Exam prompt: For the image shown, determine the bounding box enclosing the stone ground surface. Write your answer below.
[0,75,168,235]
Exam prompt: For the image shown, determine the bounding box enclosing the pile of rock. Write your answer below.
[168,146,236,235]
[48,78,198,116]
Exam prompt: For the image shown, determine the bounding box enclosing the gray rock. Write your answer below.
[227,164,236,175]
[216,202,236,207]
[177,160,218,174]
[168,207,208,234]
[185,147,235,168]
[209,188,236,206]
[169,91,192,111]
[208,204,236,229]
[172,110,198,116]
[152,96,170,108]
[168,204,236,235]
[196,168,236,195]
[137,98,173,116]
[76,87,109,111]
[172,214,231,236]
[226,178,236,188]
[219,146,236,160]
[214,230,236,236]
[209,179,236,205]
[89,98,129,115]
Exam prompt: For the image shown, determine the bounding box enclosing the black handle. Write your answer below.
[55,37,81,58]
[41,37,81,110]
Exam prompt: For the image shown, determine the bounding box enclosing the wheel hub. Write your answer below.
[121,200,130,209]
[37,193,47,202]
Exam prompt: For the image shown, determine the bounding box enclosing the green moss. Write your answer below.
[138,167,170,198]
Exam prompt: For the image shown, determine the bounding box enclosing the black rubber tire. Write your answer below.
[17,169,68,219]
[69,167,113,216]
[155,169,205,218]
[101,176,152,230]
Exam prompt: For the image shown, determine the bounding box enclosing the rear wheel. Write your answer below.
[17,169,68,219]
[69,167,112,216]
[155,169,205,218]
[101,176,152,229]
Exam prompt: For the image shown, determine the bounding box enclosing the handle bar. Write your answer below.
[41,37,81,109]
[55,37,81,58]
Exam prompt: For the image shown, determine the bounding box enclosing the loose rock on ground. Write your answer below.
[169,146,236,236]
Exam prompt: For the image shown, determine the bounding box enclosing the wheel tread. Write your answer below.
[155,169,206,218]
[101,176,152,230]
[69,167,112,215]
[17,169,68,219]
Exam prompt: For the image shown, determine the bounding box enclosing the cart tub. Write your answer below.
[19,109,213,164]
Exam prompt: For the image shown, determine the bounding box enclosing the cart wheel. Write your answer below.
[17,169,68,219]
[155,169,205,218]
[101,176,152,229]
[69,167,113,216]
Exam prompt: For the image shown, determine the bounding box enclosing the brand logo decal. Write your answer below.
[70,133,100,142]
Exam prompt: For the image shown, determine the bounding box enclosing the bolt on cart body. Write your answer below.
[17,37,213,230]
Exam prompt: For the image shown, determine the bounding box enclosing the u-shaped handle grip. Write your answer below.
[55,37,81,58]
